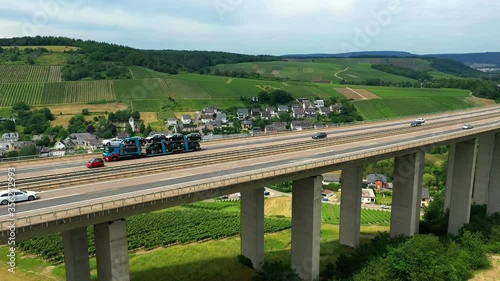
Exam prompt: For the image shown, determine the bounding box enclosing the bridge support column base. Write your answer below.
[391,152,424,237]
[291,175,322,281]
[95,219,130,281]
[241,186,265,270]
[448,139,477,235]
[63,227,91,281]
[487,133,500,215]
[339,165,363,247]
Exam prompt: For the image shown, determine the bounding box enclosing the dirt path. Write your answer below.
[334,67,349,80]
[346,87,368,100]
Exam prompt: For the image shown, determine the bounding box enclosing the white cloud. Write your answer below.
[0,0,497,54]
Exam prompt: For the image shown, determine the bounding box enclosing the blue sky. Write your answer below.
[0,0,498,55]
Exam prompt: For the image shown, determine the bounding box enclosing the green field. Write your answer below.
[129,66,170,79]
[354,97,477,120]
[0,63,489,125]
[213,58,436,83]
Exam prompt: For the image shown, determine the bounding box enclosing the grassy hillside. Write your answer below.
[0,64,485,126]
[213,58,465,83]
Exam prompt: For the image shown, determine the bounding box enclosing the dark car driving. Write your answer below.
[312,132,327,139]
[87,158,105,168]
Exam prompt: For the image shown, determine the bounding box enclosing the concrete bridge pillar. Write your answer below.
[240,186,265,270]
[448,139,477,235]
[95,219,130,281]
[291,175,322,281]
[339,165,363,248]
[487,133,500,215]
[63,227,91,281]
[390,152,425,237]
[473,134,495,205]
[445,143,456,210]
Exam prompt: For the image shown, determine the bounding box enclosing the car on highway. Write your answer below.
[410,121,421,127]
[146,133,166,142]
[0,189,40,205]
[381,205,391,209]
[415,118,426,124]
[87,157,105,168]
[312,132,327,139]
[102,137,123,146]
[462,124,474,130]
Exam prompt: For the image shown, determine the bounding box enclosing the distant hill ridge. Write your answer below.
[282,51,500,66]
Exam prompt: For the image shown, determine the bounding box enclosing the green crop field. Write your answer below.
[213,58,423,83]
[354,97,477,120]
[129,66,170,79]
[64,80,115,103]
[0,82,44,106]
[362,86,470,98]
[0,65,52,83]
[41,82,66,104]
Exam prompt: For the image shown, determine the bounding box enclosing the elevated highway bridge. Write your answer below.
[1,105,500,281]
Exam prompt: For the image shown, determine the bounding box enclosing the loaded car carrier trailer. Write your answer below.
[102,133,201,162]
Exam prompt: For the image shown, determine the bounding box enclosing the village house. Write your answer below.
[304,108,316,117]
[200,114,214,124]
[290,121,312,131]
[260,111,271,120]
[322,173,340,185]
[216,112,227,123]
[292,108,304,119]
[330,103,343,114]
[204,105,217,114]
[321,189,335,198]
[421,188,431,207]
[277,105,288,113]
[1,132,19,142]
[128,117,141,132]
[12,141,35,150]
[361,188,376,204]
[302,100,314,110]
[237,109,249,120]
[314,100,325,108]
[241,120,252,129]
[205,120,222,131]
[319,107,331,116]
[251,108,261,118]
[265,122,287,134]
[366,174,388,189]
[167,118,178,126]
[181,115,192,125]
[266,106,277,117]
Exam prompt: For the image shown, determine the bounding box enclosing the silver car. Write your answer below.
[0,189,40,205]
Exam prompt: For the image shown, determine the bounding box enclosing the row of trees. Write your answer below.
[371,64,432,81]
[0,36,278,80]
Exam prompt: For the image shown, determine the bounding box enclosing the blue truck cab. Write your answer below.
[103,137,143,161]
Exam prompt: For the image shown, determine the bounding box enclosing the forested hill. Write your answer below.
[0,36,278,80]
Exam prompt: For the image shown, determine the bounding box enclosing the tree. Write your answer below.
[82,108,90,116]
[139,123,146,133]
[36,135,51,147]
[87,125,95,134]
[6,150,18,158]
[131,111,140,120]
[125,123,133,135]
[19,144,38,156]
[2,120,15,132]
[12,101,30,112]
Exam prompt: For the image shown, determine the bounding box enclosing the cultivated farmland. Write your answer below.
[354,97,477,120]
[0,65,51,83]
[64,80,115,103]
[0,82,44,106]
[213,58,421,83]
[129,66,170,79]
